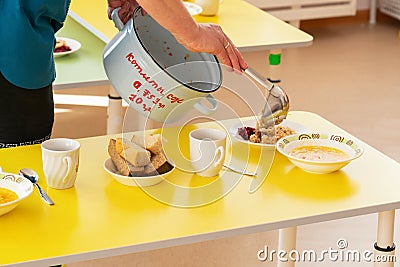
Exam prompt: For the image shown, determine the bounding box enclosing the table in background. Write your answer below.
[0,111,398,267]
[69,0,313,79]
[54,16,108,89]
[54,16,126,133]
[69,0,312,50]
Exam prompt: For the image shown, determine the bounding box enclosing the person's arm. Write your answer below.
[108,0,247,71]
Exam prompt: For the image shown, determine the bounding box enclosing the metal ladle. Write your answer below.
[244,67,289,127]
[18,168,54,205]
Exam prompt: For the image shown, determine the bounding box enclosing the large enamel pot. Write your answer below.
[103,7,222,122]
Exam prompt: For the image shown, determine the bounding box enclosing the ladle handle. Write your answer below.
[243,67,290,127]
[244,67,274,92]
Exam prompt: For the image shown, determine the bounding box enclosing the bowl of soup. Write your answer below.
[276,133,363,174]
[0,172,34,216]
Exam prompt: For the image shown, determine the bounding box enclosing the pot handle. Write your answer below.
[111,7,125,31]
[193,94,218,115]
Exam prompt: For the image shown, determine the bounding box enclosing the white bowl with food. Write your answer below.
[0,172,34,216]
[105,134,174,187]
[104,158,174,187]
[276,133,363,174]
[229,118,308,149]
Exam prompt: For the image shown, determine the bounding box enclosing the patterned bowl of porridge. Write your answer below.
[276,133,363,174]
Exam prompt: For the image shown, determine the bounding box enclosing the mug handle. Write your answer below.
[111,7,125,31]
[62,156,73,184]
[193,94,218,115]
[213,146,225,167]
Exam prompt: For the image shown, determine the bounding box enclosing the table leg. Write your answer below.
[374,210,396,267]
[107,86,124,134]
[369,0,377,24]
[107,85,159,133]
[277,227,297,267]
[289,5,301,28]
[267,49,282,84]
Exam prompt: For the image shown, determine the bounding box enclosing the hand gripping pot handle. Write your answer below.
[111,7,125,31]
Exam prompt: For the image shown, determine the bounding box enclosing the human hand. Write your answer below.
[174,23,248,72]
[107,0,137,24]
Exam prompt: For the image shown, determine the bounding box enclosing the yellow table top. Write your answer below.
[1,111,400,266]
[69,0,313,51]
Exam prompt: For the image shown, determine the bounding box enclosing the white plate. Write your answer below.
[54,37,81,58]
[229,118,309,149]
[183,2,203,16]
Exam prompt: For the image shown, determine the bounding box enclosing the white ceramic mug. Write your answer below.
[41,138,80,189]
[190,128,226,177]
[195,0,223,16]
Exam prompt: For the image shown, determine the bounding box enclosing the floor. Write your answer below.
[54,11,400,267]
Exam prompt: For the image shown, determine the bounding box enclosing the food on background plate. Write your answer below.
[237,122,296,145]
[108,134,173,177]
[0,187,18,204]
[54,39,71,53]
[289,145,350,162]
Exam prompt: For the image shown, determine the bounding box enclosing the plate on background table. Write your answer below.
[229,118,309,149]
[183,2,203,16]
[54,37,81,58]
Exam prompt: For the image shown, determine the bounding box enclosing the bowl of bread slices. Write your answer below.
[105,134,174,187]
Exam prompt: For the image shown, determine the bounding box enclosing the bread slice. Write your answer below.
[156,161,174,175]
[144,152,168,175]
[144,161,173,176]
[115,137,130,154]
[108,139,145,176]
[131,134,162,154]
[151,151,168,170]
[119,141,151,167]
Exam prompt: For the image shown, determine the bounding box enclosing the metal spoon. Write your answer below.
[223,164,257,177]
[18,168,54,205]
